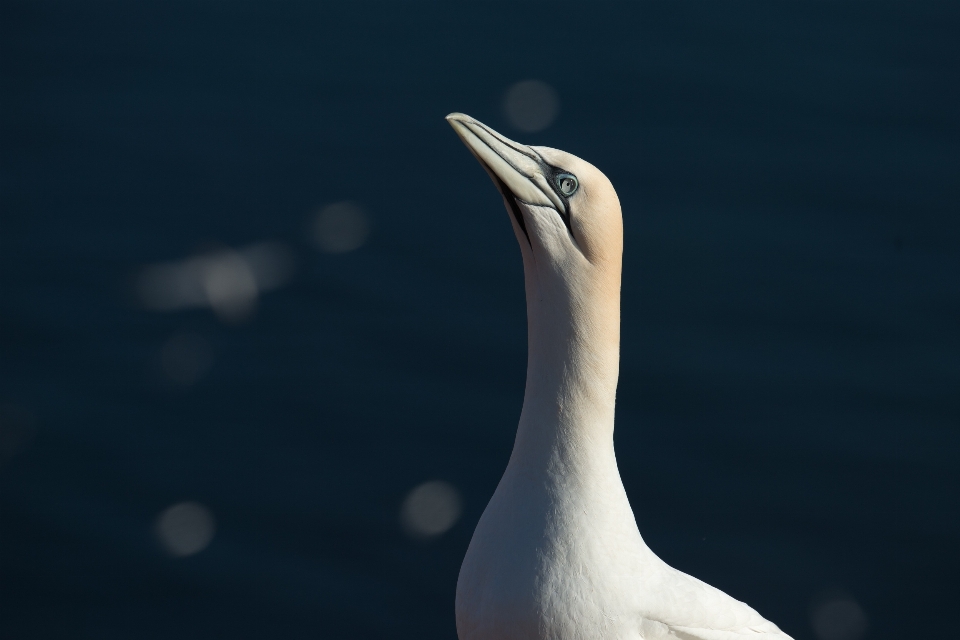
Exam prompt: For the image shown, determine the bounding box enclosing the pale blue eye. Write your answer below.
[557,173,578,196]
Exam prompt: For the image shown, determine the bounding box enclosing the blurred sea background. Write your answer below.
[2,2,958,639]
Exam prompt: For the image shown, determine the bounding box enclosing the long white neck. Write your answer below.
[507,250,622,479]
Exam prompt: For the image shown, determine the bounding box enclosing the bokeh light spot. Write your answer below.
[155,501,216,557]
[200,251,258,321]
[810,590,868,640]
[136,242,295,323]
[310,201,371,253]
[161,332,213,385]
[400,480,462,539]
[503,80,560,133]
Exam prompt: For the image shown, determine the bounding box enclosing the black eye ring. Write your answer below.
[556,173,578,196]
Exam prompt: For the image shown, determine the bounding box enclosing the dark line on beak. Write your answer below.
[472,120,544,164]
[492,173,530,245]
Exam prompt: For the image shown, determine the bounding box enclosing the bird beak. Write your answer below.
[446,113,566,215]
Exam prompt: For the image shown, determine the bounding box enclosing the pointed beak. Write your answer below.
[446,113,566,215]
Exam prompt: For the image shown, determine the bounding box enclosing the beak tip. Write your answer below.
[445,112,472,125]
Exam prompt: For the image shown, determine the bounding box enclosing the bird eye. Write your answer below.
[557,173,578,196]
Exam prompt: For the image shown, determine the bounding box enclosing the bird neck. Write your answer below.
[509,262,621,476]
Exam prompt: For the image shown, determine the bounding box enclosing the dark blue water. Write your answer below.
[2,2,958,638]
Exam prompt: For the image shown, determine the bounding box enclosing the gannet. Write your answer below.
[447,113,793,640]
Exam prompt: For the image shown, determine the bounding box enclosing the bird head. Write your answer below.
[446,113,622,313]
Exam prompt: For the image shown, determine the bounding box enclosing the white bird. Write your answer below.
[447,113,793,640]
